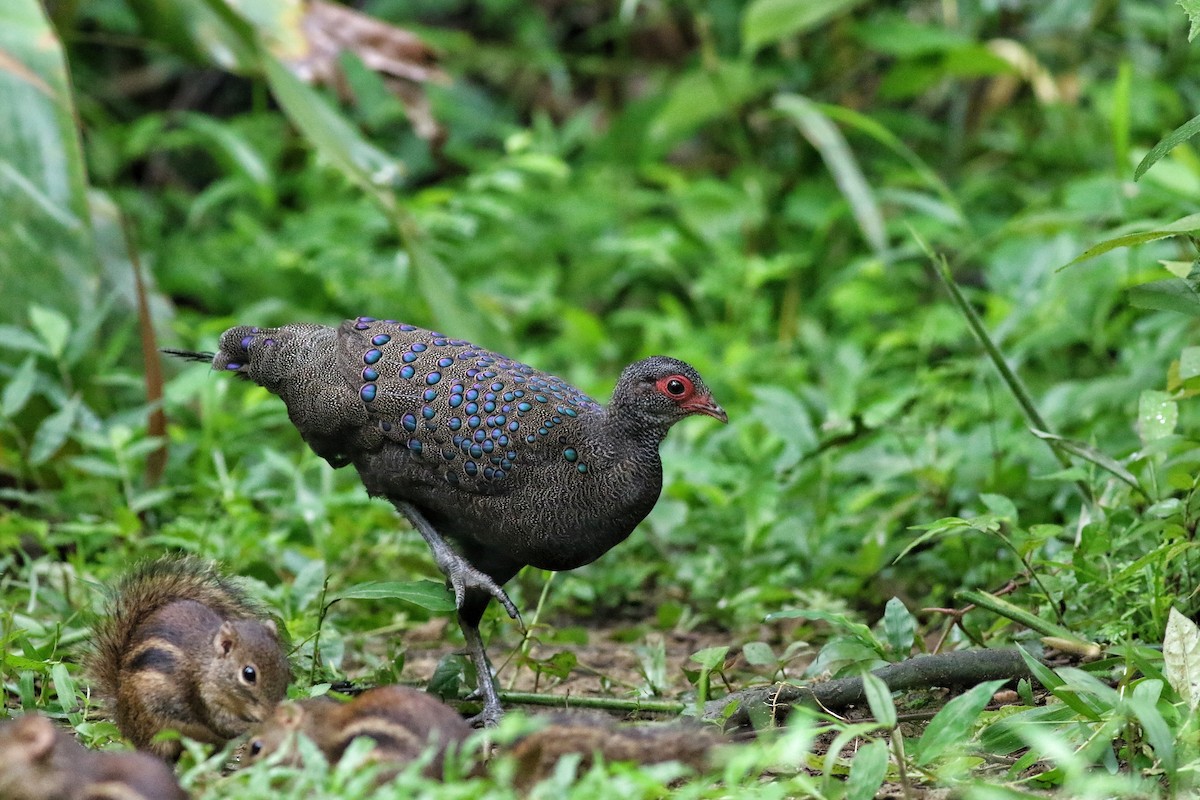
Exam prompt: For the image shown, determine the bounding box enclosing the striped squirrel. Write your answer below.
[86,554,291,759]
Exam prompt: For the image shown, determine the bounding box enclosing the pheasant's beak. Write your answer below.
[687,396,728,423]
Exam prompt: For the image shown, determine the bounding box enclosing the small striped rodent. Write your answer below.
[86,554,291,760]
[0,713,187,800]
[505,714,718,791]
[244,685,472,779]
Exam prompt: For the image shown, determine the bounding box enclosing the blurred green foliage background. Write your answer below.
[5,0,1200,794]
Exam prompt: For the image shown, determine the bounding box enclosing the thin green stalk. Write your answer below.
[957,588,1096,650]
[926,252,1093,505]
[496,691,687,715]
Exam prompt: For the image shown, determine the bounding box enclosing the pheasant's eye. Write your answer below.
[657,374,693,398]
[242,665,258,684]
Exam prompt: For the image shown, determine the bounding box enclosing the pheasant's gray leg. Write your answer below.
[395,501,521,622]
[461,612,504,727]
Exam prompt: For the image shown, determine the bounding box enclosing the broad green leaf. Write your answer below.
[262,55,401,196]
[331,579,455,612]
[1180,346,1200,380]
[0,0,94,323]
[2,355,37,417]
[844,738,889,800]
[775,94,887,259]
[882,598,915,657]
[28,395,80,465]
[1129,679,1175,775]
[1129,276,1200,317]
[1137,390,1178,444]
[1112,61,1131,175]
[28,305,69,359]
[862,672,897,728]
[742,0,869,54]
[650,62,762,145]
[1163,607,1200,711]
[742,641,777,667]
[50,662,77,712]
[1179,0,1200,42]
[690,645,729,671]
[914,679,1006,765]
[1061,213,1200,269]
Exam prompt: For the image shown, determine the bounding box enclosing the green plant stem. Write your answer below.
[495,691,687,715]
[955,588,1096,649]
[927,253,1093,505]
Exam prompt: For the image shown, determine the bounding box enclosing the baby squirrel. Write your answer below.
[86,554,292,760]
[244,685,473,780]
[0,713,187,800]
[505,713,718,791]
[246,684,718,789]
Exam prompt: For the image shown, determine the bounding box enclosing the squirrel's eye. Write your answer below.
[249,740,263,757]
[242,665,258,684]
[666,379,686,395]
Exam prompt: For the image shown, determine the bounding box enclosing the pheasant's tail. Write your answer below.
[162,348,216,363]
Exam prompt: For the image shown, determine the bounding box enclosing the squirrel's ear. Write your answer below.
[263,619,279,638]
[277,702,305,729]
[214,621,237,656]
[15,715,57,761]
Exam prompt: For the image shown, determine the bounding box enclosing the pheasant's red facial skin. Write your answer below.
[655,373,727,423]
[656,374,695,401]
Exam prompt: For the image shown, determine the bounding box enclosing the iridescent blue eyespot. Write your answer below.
[577,464,588,473]
[361,385,377,402]
[535,395,548,403]
[491,382,504,392]
[438,357,453,368]
[399,324,416,331]
[364,349,382,364]
[354,322,370,330]
[518,402,532,413]
[508,421,519,432]
[225,363,241,370]
[484,402,496,413]
[372,334,391,346]
[468,415,481,428]
[466,389,479,401]
[443,449,456,460]
[400,365,416,379]
[402,414,417,432]
[358,316,376,323]
[411,343,427,352]
[526,434,537,443]
[422,406,435,420]
[408,439,422,453]
[482,440,495,453]
[449,395,463,409]
[448,417,462,431]
[474,430,486,443]
[470,444,483,457]
[426,372,441,385]
[561,407,577,418]
[363,367,379,381]
[564,448,577,462]
[538,427,549,436]
[465,402,478,414]
[403,352,418,363]
[424,389,437,402]
[464,461,478,476]
[381,421,391,431]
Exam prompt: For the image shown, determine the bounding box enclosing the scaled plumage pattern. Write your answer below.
[169,317,726,724]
